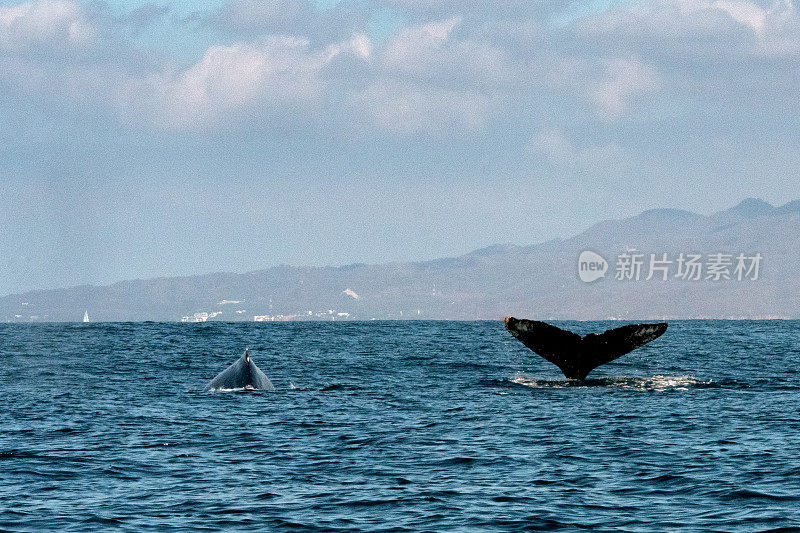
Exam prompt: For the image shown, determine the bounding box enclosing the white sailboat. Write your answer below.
[83,310,90,323]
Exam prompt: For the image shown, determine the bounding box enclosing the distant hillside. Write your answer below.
[2,199,798,321]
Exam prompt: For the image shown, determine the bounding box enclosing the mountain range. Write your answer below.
[2,198,798,321]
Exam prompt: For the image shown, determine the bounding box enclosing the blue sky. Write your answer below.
[2,0,799,295]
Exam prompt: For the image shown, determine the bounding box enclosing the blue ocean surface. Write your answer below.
[1,321,799,531]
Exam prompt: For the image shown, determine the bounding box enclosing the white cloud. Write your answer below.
[212,0,308,34]
[327,32,372,60]
[347,32,372,59]
[378,0,535,17]
[382,17,458,73]
[351,79,503,135]
[589,57,661,120]
[0,2,372,132]
[0,0,377,130]
[382,17,514,84]
[337,17,516,135]
[160,39,319,127]
[528,127,628,169]
[530,52,662,121]
[711,0,767,32]
[0,0,98,53]
[125,34,371,129]
[2,0,796,139]
[529,127,574,164]
[577,0,800,57]
[0,1,655,135]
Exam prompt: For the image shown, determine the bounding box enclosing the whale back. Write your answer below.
[205,350,275,391]
[247,361,275,390]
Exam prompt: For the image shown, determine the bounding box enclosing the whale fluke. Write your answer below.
[504,317,667,380]
[204,349,275,391]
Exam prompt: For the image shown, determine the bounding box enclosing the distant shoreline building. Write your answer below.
[181,311,222,323]
[254,314,297,322]
[181,312,208,323]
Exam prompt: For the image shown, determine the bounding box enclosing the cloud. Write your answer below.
[381,16,514,84]
[124,33,371,129]
[1,0,797,141]
[210,0,310,35]
[528,127,628,169]
[203,0,373,46]
[576,0,800,58]
[377,0,539,19]
[126,4,170,33]
[383,16,460,73]
[351,79,503,135]
[567,0,800,123]
[158,38,323,126]
[711,0,767,32]
[0,0,661,134]
[0,0,100,55]
[589,57,661,120]
[345,16,513,134]
[0,0,380,130]
[526,52,662,121]
[578,0,755,38]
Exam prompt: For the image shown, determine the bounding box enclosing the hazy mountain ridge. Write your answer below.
[3,199,798,321]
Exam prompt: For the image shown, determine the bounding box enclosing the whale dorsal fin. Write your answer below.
[505,317,667,380]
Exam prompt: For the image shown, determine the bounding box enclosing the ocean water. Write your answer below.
[1,320,799,531]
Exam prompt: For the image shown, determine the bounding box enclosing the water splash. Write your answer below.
[509,372,714,391]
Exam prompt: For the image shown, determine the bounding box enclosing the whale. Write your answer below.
[504,317,667,380]
[204,349,275,391]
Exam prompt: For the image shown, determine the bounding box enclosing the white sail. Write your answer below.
[83,310,90,323]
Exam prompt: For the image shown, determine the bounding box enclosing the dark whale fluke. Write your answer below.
[204,349,275,391]
[504,317,667,380]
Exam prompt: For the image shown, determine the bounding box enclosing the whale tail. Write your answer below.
[504,317,667,380]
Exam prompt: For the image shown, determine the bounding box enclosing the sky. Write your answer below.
[2,0,800,295]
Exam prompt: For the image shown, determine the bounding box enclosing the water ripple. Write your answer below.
[0,320,799,531]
